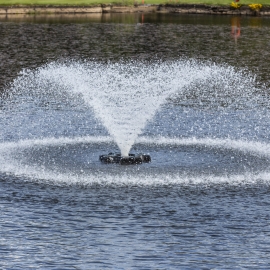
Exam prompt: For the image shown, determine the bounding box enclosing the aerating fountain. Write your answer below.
[0,58,266,184]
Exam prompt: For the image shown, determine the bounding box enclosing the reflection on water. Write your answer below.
[249,17,263,28]
[231,17,241,42]
[1,13,270,93]
[1,12,270,25]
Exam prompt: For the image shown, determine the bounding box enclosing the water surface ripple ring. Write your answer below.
[0,136,269,186]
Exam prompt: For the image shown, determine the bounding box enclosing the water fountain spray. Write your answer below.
[9,59,256,165]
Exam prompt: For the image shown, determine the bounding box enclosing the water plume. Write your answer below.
[10,59,256,156]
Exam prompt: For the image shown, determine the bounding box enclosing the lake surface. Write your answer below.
[0,13,270,269]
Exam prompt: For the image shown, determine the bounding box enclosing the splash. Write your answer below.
[0,136,270,186]
[10,59,256,156]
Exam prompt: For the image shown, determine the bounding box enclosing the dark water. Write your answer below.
[2,180,270,269]
[1,13,270,89]
[1,13,270,269]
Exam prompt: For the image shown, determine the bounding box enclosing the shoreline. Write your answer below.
[1,4,270,16]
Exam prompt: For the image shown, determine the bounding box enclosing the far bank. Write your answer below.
[1,4,270,16]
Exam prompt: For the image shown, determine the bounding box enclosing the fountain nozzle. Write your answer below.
[99,153,151,165]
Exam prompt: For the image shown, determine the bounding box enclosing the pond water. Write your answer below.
[0,13,270,269]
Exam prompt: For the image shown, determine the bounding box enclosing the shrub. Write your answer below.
[249,3,263,10]
[230,2,241,9]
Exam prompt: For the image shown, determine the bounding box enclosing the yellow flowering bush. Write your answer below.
[230,2,241,9]
[249,4,262,10]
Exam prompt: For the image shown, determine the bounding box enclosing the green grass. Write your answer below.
[0,0,111,5]
[0,0,269,6]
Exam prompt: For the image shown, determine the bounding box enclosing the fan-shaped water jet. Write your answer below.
[8,59,257,162]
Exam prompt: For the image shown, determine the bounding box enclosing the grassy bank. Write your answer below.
[0,0,270,5]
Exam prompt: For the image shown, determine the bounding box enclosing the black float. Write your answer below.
[99,153,151,165]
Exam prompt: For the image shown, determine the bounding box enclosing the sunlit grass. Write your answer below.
[0,0,114,5]
[0,0,269,5]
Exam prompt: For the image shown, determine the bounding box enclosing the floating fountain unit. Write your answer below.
[99,153,151,165]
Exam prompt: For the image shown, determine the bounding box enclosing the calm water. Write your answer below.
[1,13,270,269]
